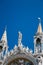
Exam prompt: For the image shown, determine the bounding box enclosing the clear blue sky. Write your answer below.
[0,0,43,51]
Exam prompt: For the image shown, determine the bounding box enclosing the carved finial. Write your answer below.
[38,17,41,22]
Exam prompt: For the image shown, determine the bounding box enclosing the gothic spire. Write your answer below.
[37,17,42,34]
[1,27,7,44]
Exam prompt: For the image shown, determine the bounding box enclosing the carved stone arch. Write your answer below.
[4,53,37,65]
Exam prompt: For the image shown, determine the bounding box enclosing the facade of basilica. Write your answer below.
[0,18,43,65]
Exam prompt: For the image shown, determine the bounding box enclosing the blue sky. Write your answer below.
[0,0,43,51]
